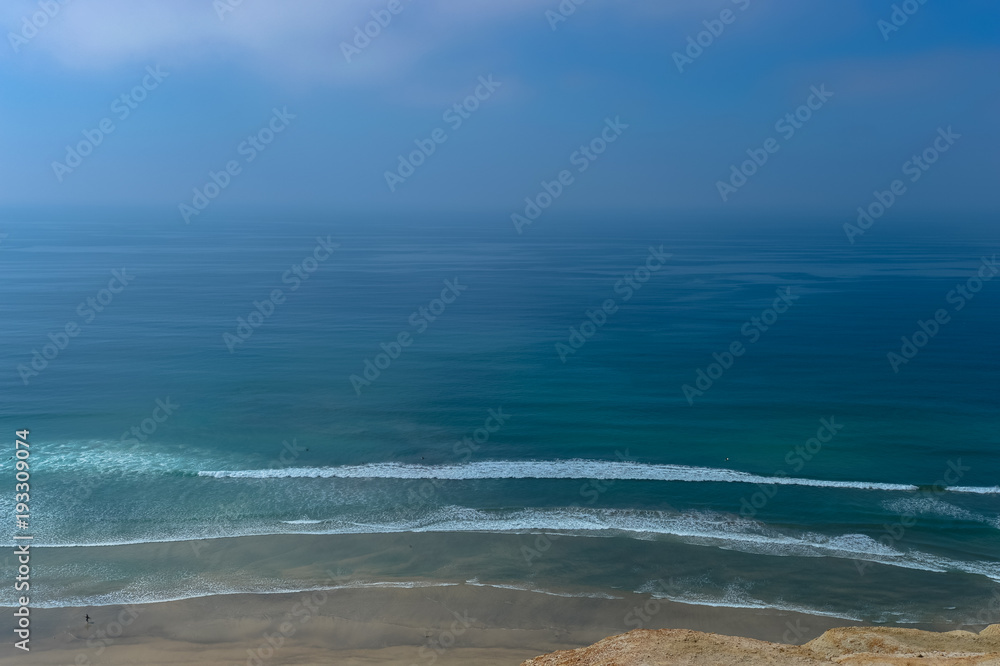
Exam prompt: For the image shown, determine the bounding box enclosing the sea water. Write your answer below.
[1,211,997,625]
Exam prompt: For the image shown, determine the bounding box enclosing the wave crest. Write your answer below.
[197,459,998,494]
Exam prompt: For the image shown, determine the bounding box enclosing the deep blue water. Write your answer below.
[0,213,997,624]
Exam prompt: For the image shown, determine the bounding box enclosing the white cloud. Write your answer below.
[2,0,684,84]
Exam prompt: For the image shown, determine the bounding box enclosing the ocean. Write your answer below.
[1,212,997,627]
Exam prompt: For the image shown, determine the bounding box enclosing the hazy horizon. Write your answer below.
[1,0,997,215]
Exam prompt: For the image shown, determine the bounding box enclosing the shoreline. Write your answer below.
[3,578,875,623]
[4,582,977,665]
[14,530,997,625]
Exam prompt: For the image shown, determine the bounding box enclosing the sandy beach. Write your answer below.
[7,530,995,664]
[0,583,876,665]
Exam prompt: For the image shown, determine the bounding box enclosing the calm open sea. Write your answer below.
[1,212,997,626]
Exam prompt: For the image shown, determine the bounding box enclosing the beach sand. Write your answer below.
[6,531,990,664]
[0,584,874,665]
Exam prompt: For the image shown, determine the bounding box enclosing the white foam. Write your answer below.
[28,506,999,583]
[26,445,999,496]
[949,486,1000,495]
[14,579,461,609]
[29,440,234,474]
[882,497,1000,530]
[195,459,997,493]
[10,577,625,610]
[464,580,622,599]
[635,579,870,623]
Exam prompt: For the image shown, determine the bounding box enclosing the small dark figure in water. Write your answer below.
[85,614,90,623]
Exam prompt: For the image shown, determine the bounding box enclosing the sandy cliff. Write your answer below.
[522,624,1000,665]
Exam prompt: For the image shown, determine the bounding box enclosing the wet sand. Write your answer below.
[8,529,991,664]
[0,584,875,665]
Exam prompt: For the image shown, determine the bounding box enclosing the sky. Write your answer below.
[0,0,997,217]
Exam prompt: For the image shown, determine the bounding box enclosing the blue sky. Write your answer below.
[1,0,997,216]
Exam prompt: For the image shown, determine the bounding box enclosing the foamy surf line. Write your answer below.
[3,580,463,609]
[0,579,839,618]
[15,506,999,582]
[197,459,1000,494]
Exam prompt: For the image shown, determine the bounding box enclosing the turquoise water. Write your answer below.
[1,213,997,625]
